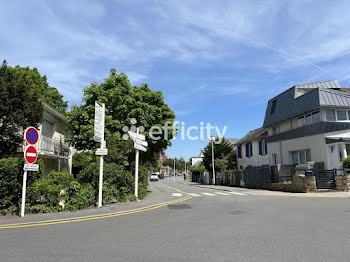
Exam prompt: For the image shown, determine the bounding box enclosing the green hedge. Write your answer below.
[0,157,43,214]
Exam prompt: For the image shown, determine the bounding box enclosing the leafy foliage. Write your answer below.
[343,157,350,168]
[0,60,67,158]
[0,157,43,214]
[190,163,207,173]
[162,157,187,172]
[202,138,235,172]
[67,69,176,168]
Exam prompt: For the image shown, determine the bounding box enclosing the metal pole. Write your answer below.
[98,103,105,208]
[173,158,176,181]
[211,141,216,185]
[134,128,139,199]
[185,161,187,184]
[20,171,27,217]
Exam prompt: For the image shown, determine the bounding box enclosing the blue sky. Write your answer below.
[2,0,350,160]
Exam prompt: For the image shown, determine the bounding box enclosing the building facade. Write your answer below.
[237,80,350,170]
[37,102,73,175]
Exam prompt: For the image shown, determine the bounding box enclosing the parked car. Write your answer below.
[158,173,164,179]
[150,173,159,181]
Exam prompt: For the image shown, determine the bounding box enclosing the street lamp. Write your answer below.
[204,136,216,185]
[173,157,176,181]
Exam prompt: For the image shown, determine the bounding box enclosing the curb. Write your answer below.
[193,185,350,198]
[0,194,192,230]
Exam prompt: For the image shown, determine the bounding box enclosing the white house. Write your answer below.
[191,151,204,166]
[236,127,269,170]
[262,80,350,170]
[36,102,74,175]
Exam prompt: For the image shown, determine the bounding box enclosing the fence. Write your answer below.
[242,166,271,185]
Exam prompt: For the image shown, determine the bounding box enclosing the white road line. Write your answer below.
[189,193,201,197]
[215,192,230,196]
[172,193,182,197]
[226,191,247,196]
[202,193,216,196]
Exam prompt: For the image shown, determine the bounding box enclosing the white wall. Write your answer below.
[237,139,269,169]
[268,134,327,167]
[191,157,203,166]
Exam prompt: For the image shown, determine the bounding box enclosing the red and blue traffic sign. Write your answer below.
[25,127,39,145]
[24,146,38,164]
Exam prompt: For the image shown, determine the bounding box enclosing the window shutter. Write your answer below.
[264,140,268,154]
[250,143,253,156]
[259,141,262,155]
[238,146,241,158]
[245,144,249,157]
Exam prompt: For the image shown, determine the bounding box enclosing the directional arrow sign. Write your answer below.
[134,143,147,152]
[134,138,148,147]
[128,130,145,141]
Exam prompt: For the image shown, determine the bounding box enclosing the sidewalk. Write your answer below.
[186,181,350,198]
[0,187,187,227]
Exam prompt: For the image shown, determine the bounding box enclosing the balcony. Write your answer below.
[38,134,70,158]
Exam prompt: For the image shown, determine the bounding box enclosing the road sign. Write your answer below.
[23,164,39,171]
[128,130,145,141]
[24,146,38,164]
[96,148,108,156]
[134,143,147,152]
[134,138,148,147]
[94,101,105,143]
[25,127,39,145]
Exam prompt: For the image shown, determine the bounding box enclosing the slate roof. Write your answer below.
[235,127,267,145]
[263,80,350,127]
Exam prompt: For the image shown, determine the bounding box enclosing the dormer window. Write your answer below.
[270,100,277,114]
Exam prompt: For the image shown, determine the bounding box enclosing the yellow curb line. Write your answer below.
[0,195,192,230]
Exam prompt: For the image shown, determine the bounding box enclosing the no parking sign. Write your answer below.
[25,127,39,144]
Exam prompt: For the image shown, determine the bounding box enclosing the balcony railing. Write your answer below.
[38,134,70,158]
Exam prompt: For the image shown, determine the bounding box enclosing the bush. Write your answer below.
[64,181,95,211]
[343,157,350,168]
[72,151,95,177]
[190,163,206,173]
[0,157,43,214]
[27,171,75,212]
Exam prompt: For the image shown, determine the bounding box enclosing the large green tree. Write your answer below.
[202,138,235,172]
[0,60,67,158]
[68,69,176,168]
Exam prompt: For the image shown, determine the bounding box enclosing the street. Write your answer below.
[1,178,350,262]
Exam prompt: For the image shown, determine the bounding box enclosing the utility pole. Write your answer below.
[173,158,176,181]
[211,137,216,185]
[184,161,187,184]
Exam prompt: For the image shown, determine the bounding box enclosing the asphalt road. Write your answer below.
[1,177,350,262]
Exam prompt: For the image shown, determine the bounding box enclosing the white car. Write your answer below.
[150,173,159,181]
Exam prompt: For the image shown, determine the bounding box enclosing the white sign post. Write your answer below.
[94,101,106,208]
[21,127,40,217]
[129,129,148,199]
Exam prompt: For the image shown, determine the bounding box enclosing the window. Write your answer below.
[312,111,320,123]
[298,117,305,127]
[305,114,312,125]
[326,109,336,121]
[346,144,350,157]
[291,149,311,165]
[42,120,54,136]
[237,145,242,159]
[272,126,279,135]
[259,139,268,155]
[245,143,253,157]
[270,100,277,114]
[272,154,278,165]
[337,110,347,120]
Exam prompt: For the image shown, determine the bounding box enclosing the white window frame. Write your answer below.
[298,111,321,127]
[290,149,311,165]
[326,108,350,122]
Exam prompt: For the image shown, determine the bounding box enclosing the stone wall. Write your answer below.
[245,174,317,193]
[336,176,350,191]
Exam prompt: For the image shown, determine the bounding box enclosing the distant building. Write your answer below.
[191,151,204,166]
[37,102,74,175]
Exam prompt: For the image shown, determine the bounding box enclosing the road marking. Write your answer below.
[227,191,247,195]
[202,193,216,196]
[0,193,192,230]
[189,193,201,197]
[215,192,230,196]
[172,193,182,197]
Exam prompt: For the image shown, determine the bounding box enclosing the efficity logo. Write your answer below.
[122,118,145,140]
[122,119,227,143]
